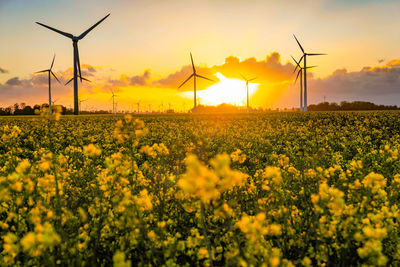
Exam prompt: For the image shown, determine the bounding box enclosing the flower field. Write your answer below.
[1,111,400,266]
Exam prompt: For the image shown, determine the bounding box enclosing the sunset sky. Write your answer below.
[1,0,400,111]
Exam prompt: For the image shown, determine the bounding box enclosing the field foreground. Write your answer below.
[1,111,400,266]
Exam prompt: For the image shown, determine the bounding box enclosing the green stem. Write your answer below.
[200,203,214,267]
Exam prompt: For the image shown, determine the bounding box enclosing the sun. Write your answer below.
[181,73,259,106]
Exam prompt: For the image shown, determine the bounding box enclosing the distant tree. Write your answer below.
[13,103,20,114]
[309,101,399,111]
[22,105,34,115]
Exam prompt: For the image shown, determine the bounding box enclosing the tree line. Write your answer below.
[308,101,399,111]
[0,103,111,115]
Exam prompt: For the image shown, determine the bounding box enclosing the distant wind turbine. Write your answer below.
[291,56,316,112]
[136,101,140,113]
[36,14,110,115]
[293,34,326,111]
[66,77,90,112]
[178,53,213,113]
[51,98,60,105]
[240,74,256,113]
[79,99,87,112]
[35,54,60,115]
[110,90,118,114]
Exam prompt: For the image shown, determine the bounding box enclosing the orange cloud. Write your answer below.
[0,67,8,74]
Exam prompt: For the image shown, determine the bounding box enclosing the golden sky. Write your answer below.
[1,0,400,110]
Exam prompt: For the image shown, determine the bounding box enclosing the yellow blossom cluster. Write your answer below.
[177,154,247,203]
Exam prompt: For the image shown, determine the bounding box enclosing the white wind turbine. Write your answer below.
[178,53,213,113]
[293,34,326,111]
[35,54,60,115]
[240,74,256,113]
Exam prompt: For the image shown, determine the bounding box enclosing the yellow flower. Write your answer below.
[198,248,209,259]
[83,144,101,157]
[16,159,30,174]
[21,232,36,251]
[40,161,51,172]
[113,251,131,267]
[264,166,283,185]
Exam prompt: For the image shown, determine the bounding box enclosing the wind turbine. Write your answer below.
[293,34,326,111]
[79,99,87,112]
[110,90,118,114]
[240,74,256,113]
[36,14,110,115]
[35,54,60,115]
[291,56,316,112]
[51,98,60,106]
[178,53,213,113]
[136,101,140,113]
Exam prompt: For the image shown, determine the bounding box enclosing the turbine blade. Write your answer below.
[78,13,110,40]
[178,74,194,88]
[50,54,56,69]
[81,77,91,83]
[291,55,301,73]
[35,69,49,74]
[65,77,74,86]
[195,74,213,82]
[75,45,82,82]
[51,71,60,83]
[291,55,301,67]
[307,53,326,56]
[190,52,195,72]
[240,73,246,80]
[248,77,257,82]
[36,22,73,39]
[293,34,304,53]
[294,69,302,84]
[306,65,317,69]
[299,55,304,64]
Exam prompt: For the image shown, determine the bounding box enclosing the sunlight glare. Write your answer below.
[181,73,259,106]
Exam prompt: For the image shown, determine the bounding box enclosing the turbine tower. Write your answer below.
[293,34,326,111]
[35,54,60,115]
[291,56,315,112]
[65,76,90,111]
[36,14,110,115]
[178,53,213,113]
[240,74,256,113]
